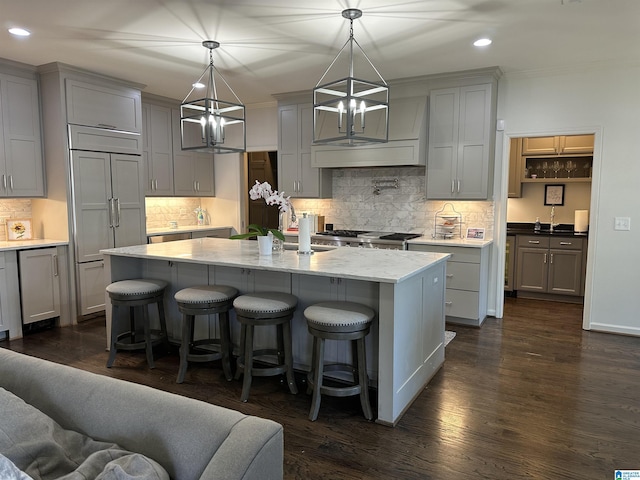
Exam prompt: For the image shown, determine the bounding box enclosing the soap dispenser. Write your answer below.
[534,217,541,232]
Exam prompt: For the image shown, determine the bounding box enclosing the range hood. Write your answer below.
[311,96,427,168]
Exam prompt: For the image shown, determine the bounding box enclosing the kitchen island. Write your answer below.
[101,238,449,426]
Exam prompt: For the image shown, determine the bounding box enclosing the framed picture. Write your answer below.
[466,228,485,240]
[6,219,32,241]
[544,184,565,206]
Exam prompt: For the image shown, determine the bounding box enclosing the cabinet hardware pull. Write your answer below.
[560,241,572,245]
[196,181,200,191]
[9,176,13,190]
[53,255,58,277]
[550,253,554,264]
[446,274,453,278]
[445,301,453,306]
[451,180,455,194]
[2,175,5,189]
[528,240,540,244]
[115,198,121,227]
[457,179,461,193]
[544,253,547,264]
[108,198,114,228]
[150,179,154,190]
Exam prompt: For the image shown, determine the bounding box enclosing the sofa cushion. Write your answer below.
[0,387,169,480]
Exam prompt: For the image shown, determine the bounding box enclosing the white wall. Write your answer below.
[497,65,640,335]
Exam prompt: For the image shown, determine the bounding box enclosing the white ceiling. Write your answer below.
[2,0,639,105]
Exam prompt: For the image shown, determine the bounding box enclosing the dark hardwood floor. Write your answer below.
[4,298,640,479]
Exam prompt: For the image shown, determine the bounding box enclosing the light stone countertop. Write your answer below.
[0,239,68,252]
[101,237,449,284]
[146,225,234,236]
[408,236,493,248]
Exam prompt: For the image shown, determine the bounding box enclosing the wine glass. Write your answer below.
[583,161,591,178]
[565,160,575,178]
[542,161,549,178]
[552,160,562,178]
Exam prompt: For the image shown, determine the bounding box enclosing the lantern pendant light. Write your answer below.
[313,9,389,146]
[180,40,246,154]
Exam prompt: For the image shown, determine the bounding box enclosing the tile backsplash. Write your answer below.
[0,199,32,241]
[145,197,204,230]
[290,167,494,239]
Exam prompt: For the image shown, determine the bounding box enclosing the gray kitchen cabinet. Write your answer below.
[408,243,489,326]
[278,100,331,198]
[191,228,232,239]
[71,151,145,315]
[427,83,494,199]
[142,103,174,196]
[72,151,146,262]
[516,235,584,298]
[66,79,142,133]
[19,248,61,325]
[172,109,215,197]
[0,73,45,197]
[0,251,21,339]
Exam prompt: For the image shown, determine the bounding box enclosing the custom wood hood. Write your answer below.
[311,96,427,168]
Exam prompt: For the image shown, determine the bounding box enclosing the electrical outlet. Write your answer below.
[614,217,631,231]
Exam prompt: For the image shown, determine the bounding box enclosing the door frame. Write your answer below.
[495,126,602,331]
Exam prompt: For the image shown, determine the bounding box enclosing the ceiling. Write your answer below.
[2,0,639,105]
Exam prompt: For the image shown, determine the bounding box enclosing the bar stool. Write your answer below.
[233,292,299,402]
[106,278,169,369]
[304,301,375,421]
[174,285,238,383]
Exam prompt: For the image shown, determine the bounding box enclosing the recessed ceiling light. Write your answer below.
[473,38,492,47]
[9,27,31,37]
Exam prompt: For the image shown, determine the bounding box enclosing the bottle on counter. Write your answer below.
[534,217,541,232]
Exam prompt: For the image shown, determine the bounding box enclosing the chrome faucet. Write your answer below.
[550,206,555,232]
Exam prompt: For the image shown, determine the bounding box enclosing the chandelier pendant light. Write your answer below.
[180,40,246,154]
[313,9,389,146]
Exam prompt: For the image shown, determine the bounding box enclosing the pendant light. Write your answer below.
[313,9,389,146]
[180,40,246,154]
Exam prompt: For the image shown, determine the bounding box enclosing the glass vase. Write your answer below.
[272,211,285,253]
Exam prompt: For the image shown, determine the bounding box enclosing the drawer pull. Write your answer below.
[446,274,454,278]
[528,240,540,244]
[559,241,572,246]
[445,301,453,306]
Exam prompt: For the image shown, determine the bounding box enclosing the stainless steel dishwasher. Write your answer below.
[148,232,191,243]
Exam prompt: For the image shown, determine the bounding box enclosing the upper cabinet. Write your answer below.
[427,83,495,200]
[0,72,45,197]
[521,134,594,156]
[278,100,331,198]
[310,96,428,168]
[171,108,215,197]
[142,103,174,196]
[66,79,142,133]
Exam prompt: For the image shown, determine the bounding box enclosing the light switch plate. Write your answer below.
[614,217,631,231]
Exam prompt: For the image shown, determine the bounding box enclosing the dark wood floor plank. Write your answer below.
[3,297,640,479]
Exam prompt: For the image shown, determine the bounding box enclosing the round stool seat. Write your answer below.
[174,285,238,384]
[304,301,374,333]
[233,292,299,402]
[233,292,298,318]
[175,285,238,305]
[107,279,168,300]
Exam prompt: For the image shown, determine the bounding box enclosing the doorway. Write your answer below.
[247,151,279,230]
[504,134,593,308]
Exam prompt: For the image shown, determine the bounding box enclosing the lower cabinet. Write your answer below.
[191,228,231,239]
[77,261,107,316]
[0,252,21,339]
[19,248,61,326]
[516,235,584,299]
[408,243,489,326]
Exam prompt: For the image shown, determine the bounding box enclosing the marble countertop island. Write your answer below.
[102,238,450,426]
[102,238,449,284]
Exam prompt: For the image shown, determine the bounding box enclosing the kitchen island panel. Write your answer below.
[378,261,446,425]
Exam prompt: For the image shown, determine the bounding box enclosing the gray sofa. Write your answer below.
[0,348,283,480]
